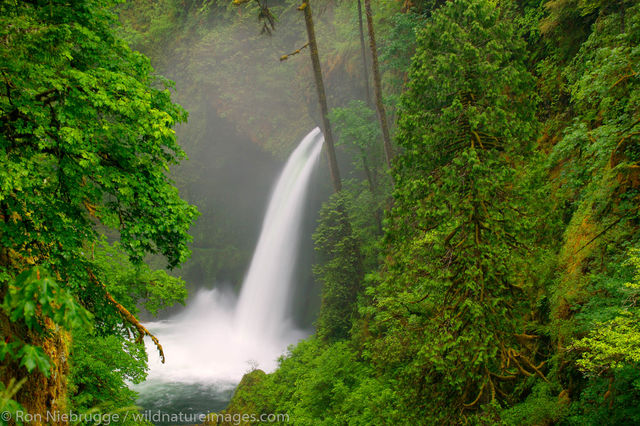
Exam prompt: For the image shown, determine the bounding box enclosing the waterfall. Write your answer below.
[234,127,324,339]
[137,128,324,392]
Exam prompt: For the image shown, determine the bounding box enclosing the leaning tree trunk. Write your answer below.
[301,1,341,192]
[357,0,371,106]
[364,0,394,168]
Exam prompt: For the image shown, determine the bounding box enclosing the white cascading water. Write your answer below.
[234,126,324,339]
[137,128,324,391]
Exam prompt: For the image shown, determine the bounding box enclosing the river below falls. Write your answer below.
[135,380,236,424]
[132,288,308,424]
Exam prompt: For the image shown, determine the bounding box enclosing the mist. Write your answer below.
[119,1,368,419]
[133,1,365,320]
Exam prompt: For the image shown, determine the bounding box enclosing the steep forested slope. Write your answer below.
[212,0,640,424]
[2,0,639,424]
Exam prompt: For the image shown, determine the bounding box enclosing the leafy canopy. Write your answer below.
[0,0,197,403]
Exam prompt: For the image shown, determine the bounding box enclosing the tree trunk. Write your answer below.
[301,1,342,192]
[364,0,394,168]
[357,0,371,106]
[0,300,69,426]
[0,211,68,424]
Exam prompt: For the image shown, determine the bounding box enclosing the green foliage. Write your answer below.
[3,268,92,335]
[67,241,186,420]
[571,250,640,375]
[92,241,187,319]
[330,101,392,197]
[206,0,640,423]
[316,100,395,342]
[0,378,25,422]
[313,193,364,342]
[3,0,639,421]
[330,101,382,177]
[542,4,640,421]
[278,340,371,424]
[0,0,195,413]
[500,382,568,425]
[1,268,91,377]
[328,101,390,263]
[0,0,197,269]
[574,311,640,372]
[566,365,640,425]
[549,1,640,200]
[67,329,148,418]
[378,10,426,92]
[366,0,541,421]
[221,338,399,425]
[215,368,273,421]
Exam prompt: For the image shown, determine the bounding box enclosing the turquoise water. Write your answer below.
[135,380,236,425]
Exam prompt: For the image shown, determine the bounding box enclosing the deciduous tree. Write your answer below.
[0,0,196,414]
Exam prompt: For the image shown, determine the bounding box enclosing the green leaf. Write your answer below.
[17,345,51,376]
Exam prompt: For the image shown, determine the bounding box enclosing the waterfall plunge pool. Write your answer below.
[133,128,325,423]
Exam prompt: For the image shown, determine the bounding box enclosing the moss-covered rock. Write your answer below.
[203,369,276,425]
